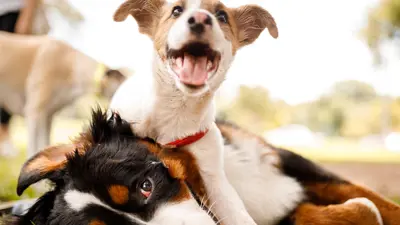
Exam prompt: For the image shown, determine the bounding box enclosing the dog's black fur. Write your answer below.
[6,109,185,225]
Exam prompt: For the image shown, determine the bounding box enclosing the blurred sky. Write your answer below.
[46,0,400,105]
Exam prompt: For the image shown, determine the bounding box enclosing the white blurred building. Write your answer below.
[384,132,400,152]
[263,124,323,148]
[359,132,400,152]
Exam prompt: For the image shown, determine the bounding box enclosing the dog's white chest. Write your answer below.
[223,137,305,225]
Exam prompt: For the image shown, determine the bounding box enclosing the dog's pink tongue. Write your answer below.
[178,54,208,86]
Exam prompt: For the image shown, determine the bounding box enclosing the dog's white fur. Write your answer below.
[65,189,216,225]
[223,135,304,224]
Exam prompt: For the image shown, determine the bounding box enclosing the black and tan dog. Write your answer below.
[0,31,126,158]
[8,109,400,225]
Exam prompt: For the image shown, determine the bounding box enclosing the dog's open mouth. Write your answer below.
[167,42,221,88]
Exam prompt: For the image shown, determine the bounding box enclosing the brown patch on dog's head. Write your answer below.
[108,185,130,205]
[159,148,207,204]
[138,140,206,204]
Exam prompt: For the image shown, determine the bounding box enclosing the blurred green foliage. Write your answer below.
[218,86,291,134]
[362,0,400,63]
[218,80,400,137]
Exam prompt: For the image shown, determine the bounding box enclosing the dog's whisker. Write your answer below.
[215,216,228,225]
[207,200,218,214]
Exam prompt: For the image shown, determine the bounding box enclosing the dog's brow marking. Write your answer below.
[64,190,148,225]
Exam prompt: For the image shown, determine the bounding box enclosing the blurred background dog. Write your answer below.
[0,31,127,158]
[0,0,128,158]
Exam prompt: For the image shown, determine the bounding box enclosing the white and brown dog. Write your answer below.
[110,0,279,224]
[108,0,400,224]
[0,31,126,158]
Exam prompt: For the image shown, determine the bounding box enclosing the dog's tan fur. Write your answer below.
[292,201,382,225]
[303,182,400,225]
[0,31,126,157]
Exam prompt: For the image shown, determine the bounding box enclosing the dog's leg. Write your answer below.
[304,182,400,225]
[190,123,256,225]
[37,112,52,152]
[288,198,383,225]
[25,112,52,158]
[0,107,16,157]
[275,148,400,225]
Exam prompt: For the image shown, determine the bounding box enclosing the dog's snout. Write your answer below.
[189,23,205,35]
[188,12,212,35]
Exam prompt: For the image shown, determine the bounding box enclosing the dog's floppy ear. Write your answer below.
[113,0,165,36]
[17,108,133,196]
[17,144,76,196]
[233,4,278,47]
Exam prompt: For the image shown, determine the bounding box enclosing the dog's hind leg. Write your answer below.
[304,182,400,225]
[275,147,400,225]
[285,198,383,225]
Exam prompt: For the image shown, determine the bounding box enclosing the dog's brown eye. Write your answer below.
[216,10,228,23]
[140,179,153,198]
[172,6,183,17]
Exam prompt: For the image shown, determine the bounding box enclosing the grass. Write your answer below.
[0,152,38,202]
[0,116,87,202]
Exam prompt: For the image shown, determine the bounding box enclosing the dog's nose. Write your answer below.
[188,12,212,35]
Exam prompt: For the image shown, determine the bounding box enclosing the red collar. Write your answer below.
[163,129,209,148]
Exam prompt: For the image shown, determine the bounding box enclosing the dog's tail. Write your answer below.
[276,148,400,225]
